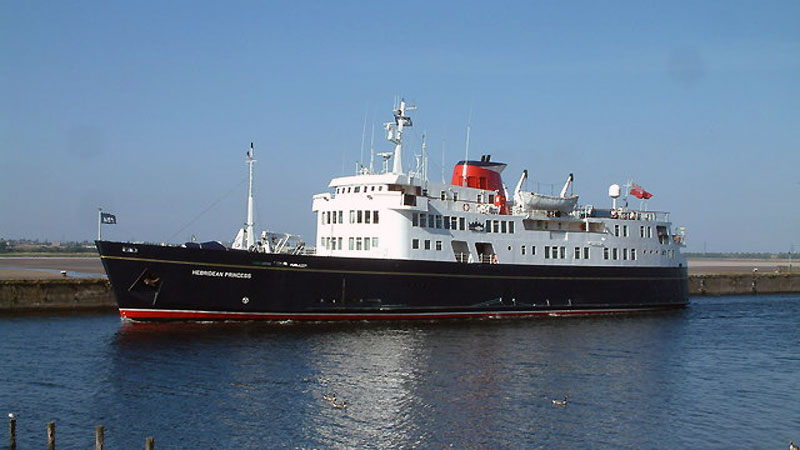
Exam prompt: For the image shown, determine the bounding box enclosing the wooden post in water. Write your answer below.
[47,421,55,450]
[95,425,105,450]
[145,436,155,450]
[8,414,16,450]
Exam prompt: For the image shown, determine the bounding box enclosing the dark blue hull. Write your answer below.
[96,240,689,321]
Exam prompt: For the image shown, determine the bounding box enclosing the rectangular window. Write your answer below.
[435,215,442,229]
[485,220,492,233]
[501,221,507,233]
[640,226,645,238]
[521,245,526,255]
[614,224,620,237]
[444,216,451,230]
[613,248,619,260]
[338,237,342,249]
[560,246,566,259]
[349,237,355,250]
[545,246,551,259]
[631,248,636,260]
[623,225,629,237]
[412,213,419,227]
[372,237,378,248]
[531,246,536,255]
[373,211,379,224]
[440,191,446,200]
[574,247,581,259]
[364,237,371,251]
[424,240,431,250]
[350,210,355,224]
[509,221,515,234]
[435,240,442,251]
[338,211,343,224]
[356,237,363,251]
[604,247,609,260]
[320,213,324,225]
[357,210,363,223]
[364,210,371,224]
[488,194,495,204]
[412,239,419,249]
[583,247,589,259]
[623,248,628,260]
[420,214,427,228]
[647,227,652,238]
[493,220,500,233]
[453,192,458,202]
[459,217,466,231]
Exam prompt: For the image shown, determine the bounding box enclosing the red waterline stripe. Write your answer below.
[119,307,668,321]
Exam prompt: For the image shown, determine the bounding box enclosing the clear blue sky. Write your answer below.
[1,1,798,252]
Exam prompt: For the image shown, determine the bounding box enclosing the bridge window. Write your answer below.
[364,211,371,224]
[508,221,515,234]
[459,217,466,231]
[420,214,427,228]
[373,211,379,224]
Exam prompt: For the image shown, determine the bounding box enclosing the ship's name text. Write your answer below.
[191,269,252,279]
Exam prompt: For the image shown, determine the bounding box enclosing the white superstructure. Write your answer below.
[311,101,687,269]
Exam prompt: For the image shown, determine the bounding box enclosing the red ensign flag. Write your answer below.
[630,183,653,199]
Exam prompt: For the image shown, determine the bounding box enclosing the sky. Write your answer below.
[1,1,798,252]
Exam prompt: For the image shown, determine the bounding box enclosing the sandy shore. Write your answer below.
[0,256,105,279]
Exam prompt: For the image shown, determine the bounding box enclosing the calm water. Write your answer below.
[1,296,799,449]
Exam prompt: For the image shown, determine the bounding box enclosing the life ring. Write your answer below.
[492,254,498,264]
[463,203,470,212]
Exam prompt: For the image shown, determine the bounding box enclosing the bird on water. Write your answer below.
[552,396,568,407]
[789,441,799,450]
[332,400,347,410]
[323,393,336,402]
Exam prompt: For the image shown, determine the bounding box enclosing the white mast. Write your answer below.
[245,142,256,249]
[421,132,428,182]
[385,99,414,174]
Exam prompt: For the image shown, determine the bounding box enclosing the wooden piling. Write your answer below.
[145,436,155,450]
[95,425,105,450]
[47,421,55,450]
[8,414,15,450]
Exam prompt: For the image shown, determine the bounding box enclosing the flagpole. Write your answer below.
[97,208,102,241]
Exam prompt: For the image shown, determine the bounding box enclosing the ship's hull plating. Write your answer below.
[97,241,689,321]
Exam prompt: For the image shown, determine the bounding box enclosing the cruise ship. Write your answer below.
[97,100,688,321]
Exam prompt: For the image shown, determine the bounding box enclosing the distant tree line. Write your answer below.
[0,239,97,254]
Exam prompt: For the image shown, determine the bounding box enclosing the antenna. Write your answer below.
[462,108,472,185]
[441,139,446,183]
[369,123,375,173]
[359,107,368,173]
